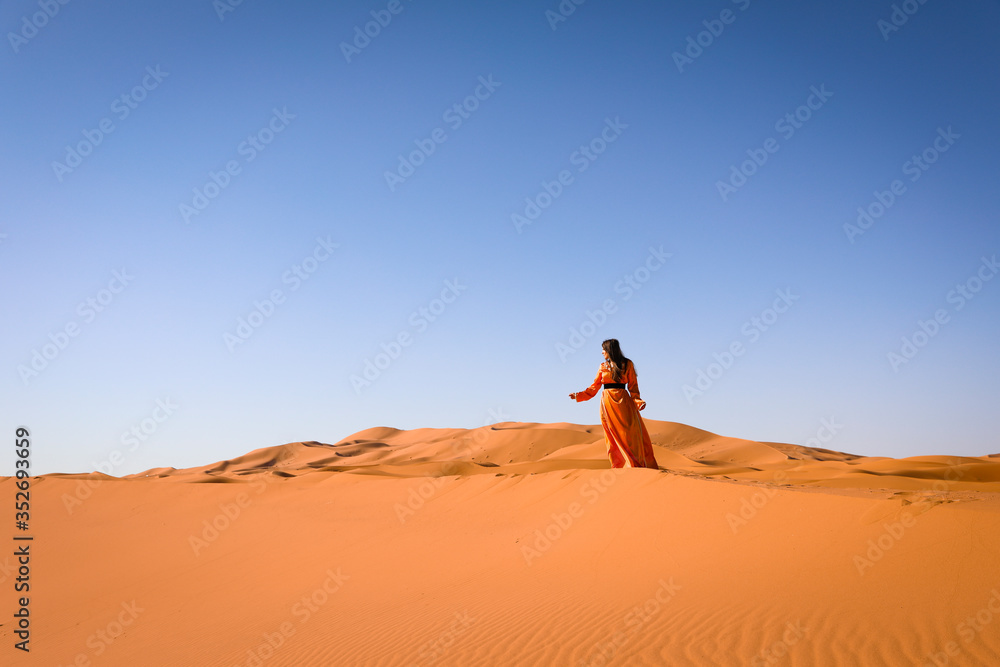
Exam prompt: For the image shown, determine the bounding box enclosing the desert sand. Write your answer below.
[4,419,1000,666]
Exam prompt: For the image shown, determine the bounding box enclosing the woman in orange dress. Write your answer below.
[569,339,658,469]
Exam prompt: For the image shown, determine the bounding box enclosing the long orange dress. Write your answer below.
[575,360,658,469]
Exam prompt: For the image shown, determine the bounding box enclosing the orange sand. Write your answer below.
[3,420,1000,666]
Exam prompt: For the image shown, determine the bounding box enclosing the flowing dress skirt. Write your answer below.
[600,386,658,469]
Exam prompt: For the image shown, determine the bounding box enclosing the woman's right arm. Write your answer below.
[571,365,604,402]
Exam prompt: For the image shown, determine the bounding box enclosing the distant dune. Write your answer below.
[6,420,1000,665]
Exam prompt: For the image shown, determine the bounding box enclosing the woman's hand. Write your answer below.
[569,392,577,400]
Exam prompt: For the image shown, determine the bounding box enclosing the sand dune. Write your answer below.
[3,420,999,665]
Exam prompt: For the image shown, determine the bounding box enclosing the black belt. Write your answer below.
[602,383,626,389]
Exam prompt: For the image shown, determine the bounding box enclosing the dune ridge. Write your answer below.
[122,419,1000,495]
[5,419,999,666]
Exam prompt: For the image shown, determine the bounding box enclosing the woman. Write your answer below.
[569,339,658,469]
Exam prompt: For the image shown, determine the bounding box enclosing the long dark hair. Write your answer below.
[602,339,631,382]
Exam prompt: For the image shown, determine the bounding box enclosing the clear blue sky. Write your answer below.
[2,0,998,475]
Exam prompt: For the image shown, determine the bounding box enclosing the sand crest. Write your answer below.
[4,420,999,665]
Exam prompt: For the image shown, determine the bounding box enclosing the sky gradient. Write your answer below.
[2,0,999,476]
